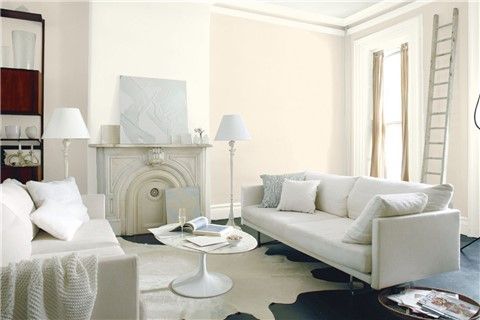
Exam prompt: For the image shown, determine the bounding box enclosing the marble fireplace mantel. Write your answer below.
[90,144,211,235]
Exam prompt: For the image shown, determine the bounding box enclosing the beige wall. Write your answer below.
[2,2,90,193]
[210,14,346,205]
[346,2,470,218]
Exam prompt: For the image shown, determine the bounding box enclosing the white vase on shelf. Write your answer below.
[12,30,36,69]
[5,125,21,139]
[25,126,38,139]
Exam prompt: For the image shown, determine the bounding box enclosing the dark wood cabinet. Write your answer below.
[1,9,45,183]
[1,68,41,114]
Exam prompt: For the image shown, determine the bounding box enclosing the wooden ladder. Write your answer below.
[421,8,459,184]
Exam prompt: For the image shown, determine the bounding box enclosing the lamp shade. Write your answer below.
[214,114,251,141]
[42,108,90,139]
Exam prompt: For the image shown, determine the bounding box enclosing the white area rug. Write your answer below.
[119,238,348,320]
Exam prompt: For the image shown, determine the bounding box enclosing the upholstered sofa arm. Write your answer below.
[371,209,460,290]
[241,185,264,207]
[92,254,139,320]
[81,194,106,219]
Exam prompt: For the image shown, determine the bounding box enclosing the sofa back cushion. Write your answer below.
[1,179,36,239]
[1,204,32,266]
[305,172,358,217]
[347,176,454,219]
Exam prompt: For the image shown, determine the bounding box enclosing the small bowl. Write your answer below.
[226,234,242,247]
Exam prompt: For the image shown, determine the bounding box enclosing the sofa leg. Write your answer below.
[348,276,372,296]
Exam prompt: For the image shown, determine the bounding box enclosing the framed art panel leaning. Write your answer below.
[165,186,201,224]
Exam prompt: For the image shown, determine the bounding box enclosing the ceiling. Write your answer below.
[266,1,382,19]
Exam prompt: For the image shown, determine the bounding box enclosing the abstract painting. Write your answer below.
[119,76,188,144]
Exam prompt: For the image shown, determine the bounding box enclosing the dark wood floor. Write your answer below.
[122,219,480,320]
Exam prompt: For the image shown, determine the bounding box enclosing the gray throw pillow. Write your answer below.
[260,172,305,208]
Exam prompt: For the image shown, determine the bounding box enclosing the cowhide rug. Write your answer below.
[118,238,348,320]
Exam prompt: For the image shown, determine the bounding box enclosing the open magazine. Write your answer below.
[171,216,232,236]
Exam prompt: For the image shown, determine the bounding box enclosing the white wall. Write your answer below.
[210,13,346,206]
[87,2,210,193]
[2,1,90,193]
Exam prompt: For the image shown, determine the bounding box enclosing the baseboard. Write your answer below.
[210,202,241,221]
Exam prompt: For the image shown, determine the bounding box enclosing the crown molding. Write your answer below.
[212,1,435,36]
[346,0,433,35]
[211,6,345,36]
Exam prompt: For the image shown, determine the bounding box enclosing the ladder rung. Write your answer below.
[430,126,445,129]
[435,67,450,71]
[429,142,444,145]
[434,82,449,86]
[431,112,446,115]
[436,52,452,57]
[437,37,452,43]
[438,23,452,29]
[426,172,441,175]
[427,157,443,160]
[432,97,448,100]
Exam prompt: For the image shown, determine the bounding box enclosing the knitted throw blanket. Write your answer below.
[1,253,98,320]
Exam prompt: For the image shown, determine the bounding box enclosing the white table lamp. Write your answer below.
[42,107,90,178]
[215,114,251,228]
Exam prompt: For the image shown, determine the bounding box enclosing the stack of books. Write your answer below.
[387,289,478,320]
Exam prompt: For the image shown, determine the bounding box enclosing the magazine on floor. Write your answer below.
[418,291,479,320]
[387,289,478,320]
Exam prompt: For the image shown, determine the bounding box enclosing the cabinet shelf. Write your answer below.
[1,8,44,183]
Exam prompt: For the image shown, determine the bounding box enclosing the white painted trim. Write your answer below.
[461,216,471,237]
[346,0,433,35]
[210,202,241,221]
[466,1,480,237]
[214,1,345,27]
[351,16,423,180]
[211,6,345,36]
[343,1,403,26]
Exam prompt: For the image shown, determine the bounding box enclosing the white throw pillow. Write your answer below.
[30,199,83,241]
[277,179,320,214]
[26,177,89,223]
[343,193,428,245]
[347,176,453,219]
[1,179,37,239]
[305,172,358,217]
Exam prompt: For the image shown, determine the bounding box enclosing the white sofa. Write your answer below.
[241,173,460,290]
[2,192,139,320]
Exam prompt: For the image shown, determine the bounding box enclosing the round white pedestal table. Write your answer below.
[155,226,257,298]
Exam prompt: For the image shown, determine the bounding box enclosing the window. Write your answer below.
[383,50,402,180]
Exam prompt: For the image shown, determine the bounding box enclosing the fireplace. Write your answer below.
[92,144,210,235]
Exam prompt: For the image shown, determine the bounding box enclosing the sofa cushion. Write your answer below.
[343,193,428,244]
[305,172,358,217]
[260,172,305,208]
[26,177,89,223]
[242,205,331,235]
[31,245,124,260]
[282,214,372,273]
[30,199,84,241]
[32,219,119,255]
[277,179,320,214]
[1,179,37,239]
[1,204,32,266]
[347,176,453,219]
